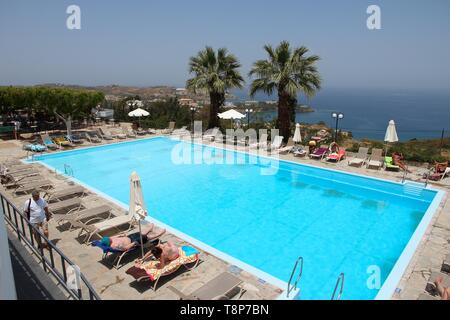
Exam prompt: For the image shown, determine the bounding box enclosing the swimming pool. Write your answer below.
[32,136,443,300]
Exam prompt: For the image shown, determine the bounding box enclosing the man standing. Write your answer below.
[23,190,51,249]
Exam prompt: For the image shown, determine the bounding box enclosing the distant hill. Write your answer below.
[37,83,178,99]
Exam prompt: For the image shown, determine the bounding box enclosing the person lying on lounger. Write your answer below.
[135,241,180,269]
[100,224,159,252]
[392,152,411,173]
[434,276,450,300]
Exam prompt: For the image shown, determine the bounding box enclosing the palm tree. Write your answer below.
[187,46,244,129]
[249,41,321,142]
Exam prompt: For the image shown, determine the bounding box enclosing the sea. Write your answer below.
[229,88,450,141]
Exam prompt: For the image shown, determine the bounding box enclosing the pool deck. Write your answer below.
[1,130,449,300]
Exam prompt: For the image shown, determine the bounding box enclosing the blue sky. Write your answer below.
[1,0,449,90]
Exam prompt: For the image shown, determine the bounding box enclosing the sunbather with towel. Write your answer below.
[392,152,411,173]
[100,224,159,252]
[135,241,180,269]
[434,276,450,300]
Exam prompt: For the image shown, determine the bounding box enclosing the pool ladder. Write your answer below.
[287,256,303,298]
[64,164,74,177]
[331,273,345,300]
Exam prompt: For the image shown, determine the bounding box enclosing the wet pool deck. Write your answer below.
[1,130,449,300]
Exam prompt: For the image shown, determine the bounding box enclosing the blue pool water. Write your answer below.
[34,137,439,300]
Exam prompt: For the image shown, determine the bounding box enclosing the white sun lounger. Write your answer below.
[75,214,137,243]
[348,147,369,167]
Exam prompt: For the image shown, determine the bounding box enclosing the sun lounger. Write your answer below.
[40,134,59,150]
[310,145,329,160]
[135,128,147,136]
[43,186,86,203]
[417,293,440,300]
[249,133,268,150]
[66,134,83,144]
[426,162,449,181]
[84,132,101,143]
[384,156,400,171]
[13,180,53,195]
[425,271,450,297]
[56,204,114,230]
[367,148,384,170]
[96,129,114,142]
[92,224,166,269]
[203,128,220,142]
[267,135,284,152]
[23,143,47,152]
[3,174,44,189]
[348,147,369,167]
[442,254,450,274]
[110,128,127,139]
[123,127,137,138]
[53,136,75,148]
[278,138,295,154]
[74,213,137,243]
[48,198,83,215]
[162,121,176,134]
[125,246,200,290]
[326,148,346,162]
[168,272,244,300]
[293,145,307,157]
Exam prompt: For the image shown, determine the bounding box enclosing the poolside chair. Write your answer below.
[292,145,307,157]
[135,127,147,136]
[53,136,75,148]
[367,148,384,170]
[43,185,86,203]
[125,245,200,290]
[122,127,137,138]
[23,143,47,152]
[326,148,346,162]
[47,198,84,216]
[203,127,220,142]
[66,134,83,144]
[425,271,450,297]
[268,136,285,153]
[418,293,440,300]
[278,138,295,154]
[384,156,400,171]
[442,254,450,274]
[426,162,449,181]
[249,133,268,150]
[74,213,138,243]
[309,145,329,160]
[348,147,369,167]
[84,131,101,143]
[40,134,59,150]
[3,174,44,189]
[162,121,176,134]
[97,128,115,140]
[56,204,114,230]
[103,127,127,139]
[92,224,166,269]
[168,272,244,300]
[13,180,53,196]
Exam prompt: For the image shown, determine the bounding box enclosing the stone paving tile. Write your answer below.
[2,131,450,300]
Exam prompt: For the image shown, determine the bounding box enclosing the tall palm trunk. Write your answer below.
[277,90,291,142]
[208,92,224,129]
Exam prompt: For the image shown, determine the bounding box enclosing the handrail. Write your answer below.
[287,256,303,298]
[64,164,74,177]
[0,192,100,300]
[331,273,345,300]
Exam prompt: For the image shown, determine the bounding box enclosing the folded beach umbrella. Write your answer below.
[384,120,399,155]
[293,123,302,144]
[384,120,399,143]
[130,171,148,258]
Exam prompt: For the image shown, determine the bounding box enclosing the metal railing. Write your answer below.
[0,192,100,300]
[287,256,304,298]
[331,273,345,300]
